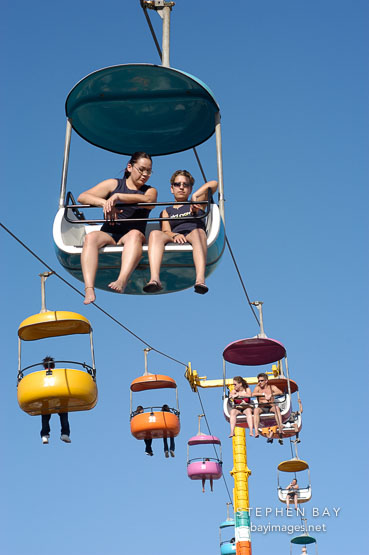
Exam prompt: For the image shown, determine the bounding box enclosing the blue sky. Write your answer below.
[1,1,368,554]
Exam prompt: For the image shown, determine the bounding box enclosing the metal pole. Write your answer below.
[251,301,266,337]
[89,331,96,373]
[215,112,225,225]
[230,427,252,555]
[39,271,53,313]
[59,119,72,208]
[161,6,171,67]
[144,347,150,375]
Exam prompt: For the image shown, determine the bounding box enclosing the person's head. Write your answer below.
[232,376,249,390]
[170,170,195,200]
[257,373,269,388]
[161,404,170,412]
[136,405,144,413]
[125,152,152,183]
[291,478,297,485]
[42,356,55,370]
[301,548,307,554]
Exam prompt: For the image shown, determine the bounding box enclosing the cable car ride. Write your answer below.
[17,272,97,416]
[53,2,225,294]
[278,458,312,505]
[223,302,286,366]
[187,414,223,490]
[223,302,301,432]
[219,503,236,555]
[130,349,180,440]
[290,521,318,555]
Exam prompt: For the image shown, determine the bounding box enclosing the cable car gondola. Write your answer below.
[278,458,312,505]
[130,349,180,440]
[187,415,222,491]
[54,7,225,294]
[219,503,236,555]
[17,273,97,416]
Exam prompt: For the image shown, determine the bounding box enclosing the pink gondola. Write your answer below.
[187,424,223,487]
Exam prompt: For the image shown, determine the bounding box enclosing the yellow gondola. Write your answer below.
[17,273,97,416]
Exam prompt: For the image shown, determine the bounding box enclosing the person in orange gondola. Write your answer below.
[40,357,71,444]
[77,152,158,304]
[143,170,218,295]
[134,405,175,458]
[229,376,255,438]
[286,478,299,511]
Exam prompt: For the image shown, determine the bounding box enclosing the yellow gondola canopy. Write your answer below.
[278,459,309,472]
[130,374,177,392]
[18,311,92,341]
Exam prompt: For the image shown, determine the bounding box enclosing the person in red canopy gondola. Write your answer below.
[77,152,157,304]
[143,170,217,295]
[229,376,255,438]
[253,373,284,444]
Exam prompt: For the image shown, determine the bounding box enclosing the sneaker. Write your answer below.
[145,451,153,456]
[164,451,169,458]
[42,436,49,444]
[170,450,175,458]
[278,438,284,445]
[267,438,273,444]
[60,434,71,443]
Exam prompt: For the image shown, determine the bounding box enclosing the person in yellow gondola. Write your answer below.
[143,170,218,295]
[77,152,158,304]
[40,357,71,444]
[229,376,255,438]
[253,373,284,444]
[286,478,299,511]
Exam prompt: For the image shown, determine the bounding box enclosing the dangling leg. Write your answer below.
[109,230,145,293]
[254,407,261,438]
[229,408,238,437]
[186,229,208,293]
[40,414,51,442]
[244,408,254,437]
[210,478,213,492]
[143,231,172,291]
[59,413,71,443]
[202,478,205,493]
[81,231,116,304]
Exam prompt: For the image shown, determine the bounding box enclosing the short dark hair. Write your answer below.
[42,356,55,369]
[257,372,268,381]
[170,169,195,187]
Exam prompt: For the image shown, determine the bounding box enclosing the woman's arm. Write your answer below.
[77,178,118,207]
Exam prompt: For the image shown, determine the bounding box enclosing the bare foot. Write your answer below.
[229,433,235,438]
[249,432,254,437]
[84,287,95,305]
[108,279,126,293]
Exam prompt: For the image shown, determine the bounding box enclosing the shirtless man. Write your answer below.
[253,373,284,444]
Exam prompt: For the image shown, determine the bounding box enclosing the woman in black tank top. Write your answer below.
[77,152,157,304]
[142,169,218,295]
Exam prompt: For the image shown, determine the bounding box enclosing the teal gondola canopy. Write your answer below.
[65,64,220,156]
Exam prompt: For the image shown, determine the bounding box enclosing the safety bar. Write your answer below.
[63,189,213,225]
[130,406,180,419]
[17,360,96,383]
[187,457,223,464]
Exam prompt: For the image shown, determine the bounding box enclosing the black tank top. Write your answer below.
[165,204,206,235]
[101,178,152,236]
